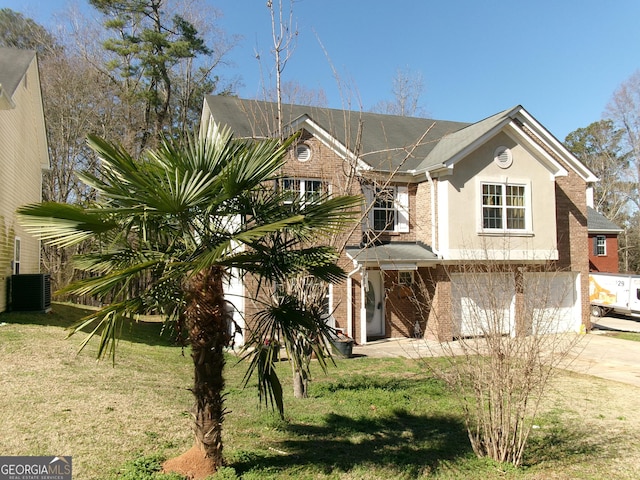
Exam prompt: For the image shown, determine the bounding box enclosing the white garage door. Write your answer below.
[451,273,515,337]
[523,272,580,334]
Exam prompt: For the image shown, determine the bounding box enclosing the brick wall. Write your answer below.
[589,234,620,273]
[415,181,433,247]
[419,266,451,341]
[515,122,590,331]
[242,128,364,342]
[554,174,589,330]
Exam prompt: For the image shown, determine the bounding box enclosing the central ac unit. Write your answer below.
[10,273,52,312]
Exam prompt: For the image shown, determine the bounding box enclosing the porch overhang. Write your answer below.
[345,242,440,269]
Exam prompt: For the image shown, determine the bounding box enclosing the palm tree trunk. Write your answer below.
[165,266,231,477]
[292,369,308,398]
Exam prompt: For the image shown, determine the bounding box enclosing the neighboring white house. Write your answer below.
[0,48,50,312]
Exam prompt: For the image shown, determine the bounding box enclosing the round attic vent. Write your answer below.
[494,146,513,169]
[296,144,311,162]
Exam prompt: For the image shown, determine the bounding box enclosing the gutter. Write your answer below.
[426,171,441,257]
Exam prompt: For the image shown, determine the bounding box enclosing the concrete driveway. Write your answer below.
[352,315,640,388]
[574,314,640,387]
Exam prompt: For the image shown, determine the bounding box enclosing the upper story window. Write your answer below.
[481,182,527,231]
[373,187,395,231]
[282,178,327,206]
[366,184,409,233]
[595,235,606,256]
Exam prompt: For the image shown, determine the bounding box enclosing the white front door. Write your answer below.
[365,270,384,338]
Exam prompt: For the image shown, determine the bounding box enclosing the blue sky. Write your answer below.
[4,0,640,140]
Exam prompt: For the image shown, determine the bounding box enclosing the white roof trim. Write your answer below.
[515,109,598,182]
[438,118,568,178]
[590,228,623,234]
[504,121,568,177]
[440,116,514,171]
[380,263,417,271]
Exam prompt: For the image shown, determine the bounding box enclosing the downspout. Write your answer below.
[360,269,368,345]
[346,263,361,339]
[426,171,440,257]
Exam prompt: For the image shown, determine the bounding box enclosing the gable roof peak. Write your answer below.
[0,48,36,99]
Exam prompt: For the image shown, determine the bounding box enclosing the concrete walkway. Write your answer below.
[351,315,640,388]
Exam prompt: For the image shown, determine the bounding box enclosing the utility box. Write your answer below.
[10,273,52,312]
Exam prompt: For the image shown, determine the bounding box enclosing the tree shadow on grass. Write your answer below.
[231,410,472,477]
[524,419,622,467]
[0,303,179,347]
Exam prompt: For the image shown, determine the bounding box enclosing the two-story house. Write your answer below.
[0,48,50,312]
[201,96,597,345]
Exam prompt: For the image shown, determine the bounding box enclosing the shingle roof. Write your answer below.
[0,48,36,98]
[204,95,469,172]
[203,96,597,183]
[416,107,517,171]
[587,207,623,233]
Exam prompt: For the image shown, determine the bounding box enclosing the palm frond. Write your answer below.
[69,301,137,364]
[17,202,117,247]
[241,344,285,418]
[59,259,165,298]
[241,292,335,416]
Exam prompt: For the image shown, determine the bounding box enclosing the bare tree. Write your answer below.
[0,8,57,56]
[265,0,298,140]
[370,66,427,117]
[3,2,238,292]
[263,79,328,107]
[564,120,632,224]
[395,248,583,466]
[39,50,123,291]
[604,71,640,272]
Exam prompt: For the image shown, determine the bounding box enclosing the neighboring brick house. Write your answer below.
[201,96,597,344]
[0,48,50,312]
[587,207,622,273]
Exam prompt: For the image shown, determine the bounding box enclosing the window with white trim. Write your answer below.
[595,235,606,256]
[282,178,327,206]
[481,182,527,231]
[367,185,409,233]
[373,187,395,231]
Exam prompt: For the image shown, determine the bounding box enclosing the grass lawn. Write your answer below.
[604,331,640,342]
[1,304,640,479]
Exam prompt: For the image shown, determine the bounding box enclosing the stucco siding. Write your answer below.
[442,132,558,260]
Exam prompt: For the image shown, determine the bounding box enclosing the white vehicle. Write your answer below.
[589,272,640,318]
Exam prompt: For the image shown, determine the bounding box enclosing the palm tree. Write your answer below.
[18,124,360,477]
